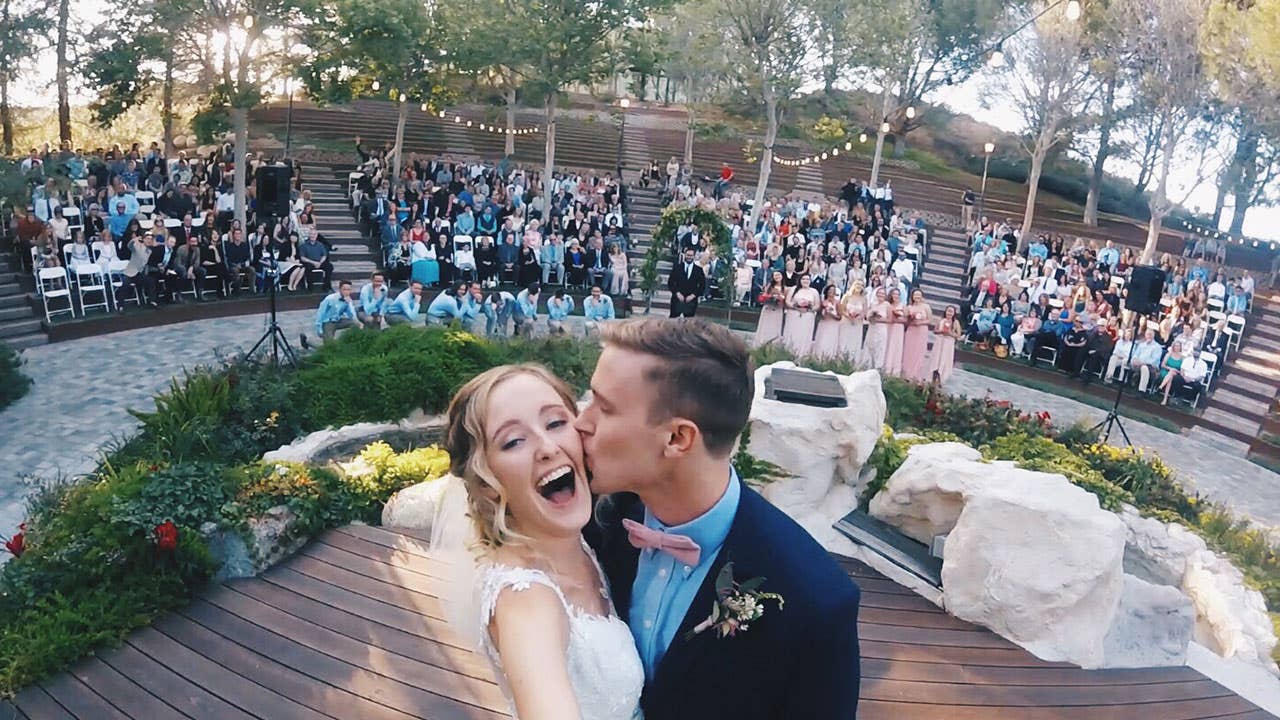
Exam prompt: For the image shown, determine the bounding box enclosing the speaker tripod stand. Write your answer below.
[1089,326,1138,447]
[246,262,297,366]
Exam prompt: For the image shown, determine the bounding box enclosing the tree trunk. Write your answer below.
[1227,124,1259,237]
[161,60,175,158]
[747,93,777,237]
[391,99,408,189]
[503,87,516,157]
[684,103,695,166]
[543,96,557,198]
[823,64,837,97]
[0,75,11,157]
[231,106,249,228]
[1021,147,1046,252]
[1210,179,1229,227]
[1143,118,1178,263]
[1129,115,1163,203]
[891,132,906,158]
[1083,77,1116,227]
[55,0,70,145]
[868,88,892,188]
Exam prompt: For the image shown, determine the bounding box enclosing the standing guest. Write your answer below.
[839,280,867,363]
[883,288,907,375]
[783,273,820,356]
[517,235,541,288]
[608,243,629,296]
[812,285,843,358]
[754,270,787,347]
[546,288,575,334]
[931,305,961,384]
[901,289,932,382]
[311,279,361,343]
[865,287,891,369]
[514,282,541,336]
[385,280,424,325]
[667,247,706,318]
[358,272,390,326]
[582,285,616,334]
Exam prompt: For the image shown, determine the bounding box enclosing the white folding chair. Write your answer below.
[106,259,139,308]
[164,218,182,229]
[1224,314,1246,354]
[135,190,156,206]
[38,267,75,322]
[72,263,110,314]
[62,206,84,235]
[347,172,364,197]
[1206,296,1225,313]
[1199,351,1218,385]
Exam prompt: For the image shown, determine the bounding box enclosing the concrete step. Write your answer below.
[1219,372,1278,399]
[0,294,29,310]
[1199,406,1262,437]
[0,282,22,297]
[1206,387,1272,417]
[1186,425,1252,457]
[0,318,44,339]
[2,331,47,350]
[0,305,35,322]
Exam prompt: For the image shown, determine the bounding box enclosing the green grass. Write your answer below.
[959,361,1185,435]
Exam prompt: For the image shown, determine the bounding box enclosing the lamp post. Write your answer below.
[284,76,294,159]
[615,97,630,181]
[979,141,994,223]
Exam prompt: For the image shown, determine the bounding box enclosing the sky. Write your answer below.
[11,1,1278,240]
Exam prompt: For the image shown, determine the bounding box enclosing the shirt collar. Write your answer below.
[643,469,741,555]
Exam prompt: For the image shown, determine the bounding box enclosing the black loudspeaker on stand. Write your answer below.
[247,164,298,366]
[1090,264,1165,446]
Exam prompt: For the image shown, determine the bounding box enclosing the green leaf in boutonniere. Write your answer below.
[687,562,785,640]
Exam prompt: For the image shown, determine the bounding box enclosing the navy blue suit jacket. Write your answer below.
[589,481,861,719]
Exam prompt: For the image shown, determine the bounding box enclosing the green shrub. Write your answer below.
[733,426,786,486]
[490,334,601,396]
[981,433,1134,511]
[0,341,30,410]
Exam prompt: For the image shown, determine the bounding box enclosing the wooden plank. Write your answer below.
[65,657,187,720]
[11,686,72,720]
[180,599,506,720]
[859,657,1202,687]
[855,696,1262,720]
[858,605,979,632]
[859,639,1074,668]
[38,672,128,720]
[860,676,1232,707]
[859,620,1019,649]
[0,699,29,720]
[230,575,493,680]
[133,623,332,720]
[96,640,257,720]
[314,531,449,581]
[203,584,507,713]
[289,545,447,611]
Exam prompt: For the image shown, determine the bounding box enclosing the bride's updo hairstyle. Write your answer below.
[445,363,579,549]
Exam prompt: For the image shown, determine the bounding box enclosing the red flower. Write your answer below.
[154,521,179,553]
[5,531,24,558]
[148,464,159,472]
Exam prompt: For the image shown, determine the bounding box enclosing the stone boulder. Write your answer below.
[263,412,445,465]
[248,505,310,570]
[382,474,453,531]
[750,362,885,525]
[872,441,1135,668]
[1121,506,1279,675]
[1102,574,1196,668]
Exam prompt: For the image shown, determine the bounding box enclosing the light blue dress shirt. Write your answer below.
[515,289,539,320]
[358,283,389,315]
[629,472,741,681]
[314,292,356,335]
[387,288,422,321]
[547,295,574,321]
[426,291,462,322]
[584,295,615,322]
[1134,340,1164,367]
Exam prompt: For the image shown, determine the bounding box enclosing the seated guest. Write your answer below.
[1057,316,1090,375]
[1028,310,1070,363]
[174,235,207,299]
[966,298,998,341]
[224,228,254,292]
[582,284,615,334]
[1156,341,1187,405]
[541,232,566,285]
[312,279,361,343]
[585,236,612,291]
[1080,318,1118,383]
[1104,327,1135,383]
[992,302,1016,346]
[475,235,498,285]
[565,240,588,286]
[1010,312,1041,357]
[385,280,424,325]
[426,282,465,325]
[1172,349,1210,405]
[546,288,575,334]
[298,234,333,289]
[1226,284,1248,315]
[199,237,230,298]
[358,272,390,326]
[497,233,519,282]
[1130,328,1164,392]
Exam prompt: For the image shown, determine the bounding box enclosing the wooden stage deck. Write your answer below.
[3,525,1271,719]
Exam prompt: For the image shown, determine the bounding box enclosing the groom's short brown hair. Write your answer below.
[599,318,753,457]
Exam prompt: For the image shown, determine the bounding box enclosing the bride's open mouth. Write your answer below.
[536,464,578,507]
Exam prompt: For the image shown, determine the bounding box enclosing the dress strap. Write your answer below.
[478,565,572,628]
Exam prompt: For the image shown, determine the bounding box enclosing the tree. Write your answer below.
[653,5,728,166]
[444,0,529,158]
[0,0,44,155]
[54,0,71,145]
[987,3,1095,247]
[703,0,812,235]
[295,0,454,188]
[498,0,669,196]
[1116,0,1210,261]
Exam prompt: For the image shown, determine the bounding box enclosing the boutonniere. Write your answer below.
[686,562,784,640]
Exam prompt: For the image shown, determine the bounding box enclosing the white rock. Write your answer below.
[1120,505,1206,587]
[866,441,988,544]
[249,505,308,569]
[382,474,452,530]
[750,362,885,519]
[262,414,446,465]
[1102,574,1195,668]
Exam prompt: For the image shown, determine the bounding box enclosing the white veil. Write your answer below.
[428,473,486,650]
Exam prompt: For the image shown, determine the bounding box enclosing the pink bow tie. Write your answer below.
[623,519,701,566]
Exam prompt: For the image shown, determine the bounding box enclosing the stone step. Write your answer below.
[0,318,42,339]
[1206,387,1272,417]
[1219,372,1278,399]
[1186,425,1252,457]
[0,293,27,309]
[0,305,33,322]
[1199,406,1262,438]
[2,331,47,350]
[0,282,22,297]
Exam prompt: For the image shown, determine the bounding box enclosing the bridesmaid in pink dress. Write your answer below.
[901,289,933,382]
[931,304,961,384]
[839,280,867,364]
[783,274,820,356]
[812,285,843,359]
[864,287,890,369]
[883,288,907,375]
[753,270,786,347]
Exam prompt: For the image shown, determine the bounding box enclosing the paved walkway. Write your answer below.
[944,368,1280,531]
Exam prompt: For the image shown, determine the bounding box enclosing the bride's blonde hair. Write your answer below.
[445,364,579,549]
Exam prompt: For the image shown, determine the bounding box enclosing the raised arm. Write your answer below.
[490,584,582,720]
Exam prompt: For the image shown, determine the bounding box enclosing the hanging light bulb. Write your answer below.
[371,80,380,91]
[859,133,868,143]
[454,116,461,123]
[479,123,486,130]
[438,110,446,118]
[421,103,428,112]
[398,93,406,103]
[989,47,1005,68]
[844,141,852,151]
[832,148,839,156]
[243,15,254,29]
[905,106,916,120]
[1065,0,1082,20]
[466,120,472,127]
[880,122,891,133]
[821,152,828,160]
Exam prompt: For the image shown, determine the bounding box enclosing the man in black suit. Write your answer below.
[580,319,861,720]
[667,247,705,318]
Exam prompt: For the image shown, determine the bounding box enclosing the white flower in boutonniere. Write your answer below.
[686,562,785,640]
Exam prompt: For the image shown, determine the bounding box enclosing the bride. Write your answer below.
[436,363,644,720]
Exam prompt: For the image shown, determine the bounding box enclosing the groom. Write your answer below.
[579,318,861,719]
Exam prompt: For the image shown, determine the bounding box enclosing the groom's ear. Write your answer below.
[662,417,701,458]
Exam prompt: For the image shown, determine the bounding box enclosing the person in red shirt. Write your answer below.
[715,163,734,200]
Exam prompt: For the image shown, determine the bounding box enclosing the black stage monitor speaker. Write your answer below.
[256,165,292,219]
[765,367,848,408]
[1125,265,1165,316]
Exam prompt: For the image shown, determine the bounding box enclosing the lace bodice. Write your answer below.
[476,549,644,720]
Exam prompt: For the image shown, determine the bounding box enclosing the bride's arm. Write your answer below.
[491,584,582,720]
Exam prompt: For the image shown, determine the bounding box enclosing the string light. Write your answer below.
[880,121,891,133]
[859,133,868,143]
[905,106,916,119]
[371,80,380,91]
[1066,0,1082,20]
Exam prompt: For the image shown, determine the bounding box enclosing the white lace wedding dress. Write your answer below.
[475,544,644,720]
